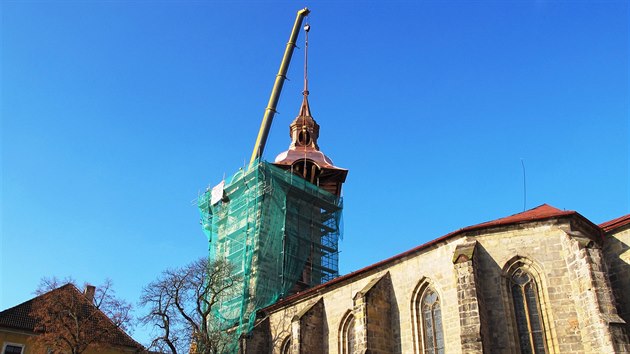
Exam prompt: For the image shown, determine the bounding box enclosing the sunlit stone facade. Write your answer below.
[239,205,630,354]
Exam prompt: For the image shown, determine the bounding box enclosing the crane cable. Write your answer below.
[302,19,310,177]
[304,18,310,97]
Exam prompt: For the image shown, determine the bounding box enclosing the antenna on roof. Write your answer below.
[521,159,527,211]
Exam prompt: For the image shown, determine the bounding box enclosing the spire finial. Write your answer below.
[303,21,310,97]
[298,20,312,118]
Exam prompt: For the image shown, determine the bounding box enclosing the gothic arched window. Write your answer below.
[280,336,291,354]
[339,311,356,354]
[421,288,444,354]
[510,268,547,354]
[412,280,445,354]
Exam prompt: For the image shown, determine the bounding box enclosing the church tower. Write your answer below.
[271,93,348,293]
[272,24,347,292]
[197,13,346,342]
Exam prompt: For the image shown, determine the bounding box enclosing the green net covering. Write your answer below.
[197,160,343,345]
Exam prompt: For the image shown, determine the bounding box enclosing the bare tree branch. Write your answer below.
[139,258,242,354]
[30,278,136,354]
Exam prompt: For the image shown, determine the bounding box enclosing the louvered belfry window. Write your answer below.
[511,268,547,354]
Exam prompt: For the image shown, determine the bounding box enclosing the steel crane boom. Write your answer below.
[249,7,310,166]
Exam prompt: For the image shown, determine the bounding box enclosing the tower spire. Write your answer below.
[300,21,311,117]
[273,18,347,196]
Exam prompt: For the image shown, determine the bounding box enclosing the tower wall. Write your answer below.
[198,161,343,339]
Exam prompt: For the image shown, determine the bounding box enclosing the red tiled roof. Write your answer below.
[466,204,573,229]
[264,204,591,312]
[599,214,630,233]
[0,284,143,350]
[0,296,37,331]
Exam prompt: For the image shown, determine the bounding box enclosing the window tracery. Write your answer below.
[421,288,444,354]
[510,268,547,354]
[412,279,445,354]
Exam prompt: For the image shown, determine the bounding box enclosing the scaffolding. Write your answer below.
[198,160,343,341]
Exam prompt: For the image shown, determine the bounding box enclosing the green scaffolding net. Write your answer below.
[198,160,343,344]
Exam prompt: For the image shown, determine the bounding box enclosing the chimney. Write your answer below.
[84,285,96,302]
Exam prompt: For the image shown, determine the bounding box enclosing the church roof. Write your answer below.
[0,284,143,350]
[463,204,574,230]
[599,213,630,233]
[263,203,598,312]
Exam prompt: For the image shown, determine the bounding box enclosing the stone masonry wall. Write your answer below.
[453,240,485,353]
[240,317,270,354]
[354,273,395,354]
[561,232,613,352]
[604,226,630,324]
[293,298,324,354]
[264,235,465,354]
[258,218,630,353]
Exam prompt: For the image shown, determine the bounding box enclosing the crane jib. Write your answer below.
[249,8,310,167]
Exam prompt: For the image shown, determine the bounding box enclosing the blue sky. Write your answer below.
[2,0,628,345]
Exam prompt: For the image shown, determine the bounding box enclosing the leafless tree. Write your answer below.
[30,277,135,354]
[139,257,242,354]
